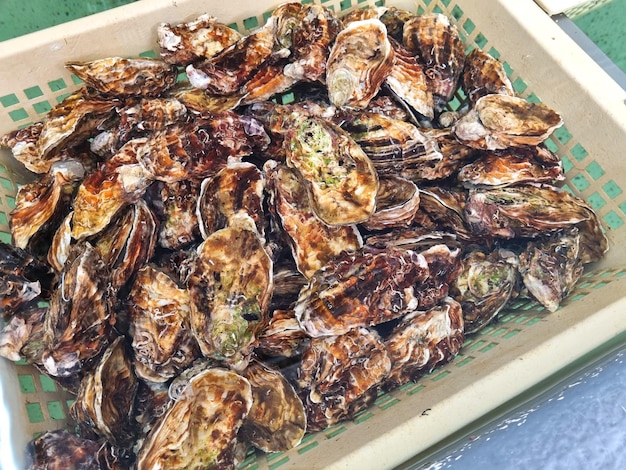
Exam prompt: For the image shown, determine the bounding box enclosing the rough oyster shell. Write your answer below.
[296,327,391,431]
[157,13,242,66]
[0,306,46,362]
[187,213,273,370]
[403,13,466,111]
[70,336,138,448]
[286,116,378,226]
[256,308,309,358]
[0,122,45,174]
[135,368,253,470]
[462,47,515,105]
[66,57,178,97]
[326,18,394,108]
[294,246,430,337]
[451,248,519,333]
[518,228,584,312]
[265,160,363,278]
[128,265,200,383]
[240,359,307,452]
[453,94,563,150]
[384,297,464,389]
[362,175,420,231]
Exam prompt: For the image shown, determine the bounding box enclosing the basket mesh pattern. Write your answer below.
[1,0,625,468]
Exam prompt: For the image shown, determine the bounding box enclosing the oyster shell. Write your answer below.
[518,228,584,312]
[296,327,391,431]
[187,213,273,370]
[264,160,363,278]
[117,97,188,137]
[379,6,415,43]
[451,248,519,333]
[42,243,115,377]
[197,160,265,240]
[47,212,73,272]
[157,13,242,66]
[384,297,464,389]
[256,308,309,358]
[414,186,475,242]
[362,175,420,231]
[464,184,598,239]
[69,336,138,448]
[453,94,564,150]
[457,145,565,188]
[135,368,253,470]
[326,18,394,108]
[294,246,430,337]
[0,122,45,174]
[66,57,178,97]
[462,47,515,105]
[403,14,466,111]
[128,264,200,383]
[286,116,378,225]
[240,359,306,452]
[167,84,244,115]
[0,306,46,362]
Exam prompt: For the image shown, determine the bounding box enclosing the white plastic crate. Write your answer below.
[1,1,626,469]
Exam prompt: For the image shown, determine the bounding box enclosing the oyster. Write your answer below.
[70,336,138,448]
[294,246,430,337]
[403,14,466,111]
[187,213,273,370]
[414,186,475,242]
[47,212,73,272]
[167,84,244,115]
[128,265,200,382]
[71,138,154,240]
[66,57,178,97]
[362,175,420,231]
[42,243,115,377]
[451,248,519,333]
[241,62,299,105]
[457,145,565,188]
[384,297,464,389]
[135,368,253,470]
[386,38,434,120]
[11,161,84,250]
[462,47,515,105]
[518,228,584,312]
[0,122,44,174]
[296,327,391,431]
[134,380,173,439]
[453,94,563,150]
[286,116,378,225]
[157,13,242,66]
[379,6,415,43]
[264,160,363,278]
[117,97,188,137]
[256,308,309,358]
[464,184,599,239]
[326,18,394,108]
[241,359,306,452]
[197,160,265,239]
[0,306,46,362]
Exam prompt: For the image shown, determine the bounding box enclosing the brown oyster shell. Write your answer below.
[187,213,273,370]
[157,13,242,66]
[518,228,584,312]
[128,265,199,382]
[0,306,46,362]
[135,368,253,470]
[286,116,378,226]
[265,160,363,279]
[386,38,434,119]
[362,175,420,230]
[453,94,564,150]
[197,160,265,240]
[11,160,84,250]
[403,13,466,110]
[462,47,515,105]
[240,359,307,452]
[296,327,391,431]
[326,18,394,108]
[66,57,178,97]
[457,146,565,188]
[241,62,299,105]
[464,184,598,239]
[294,246,430,337]
[384,297,464,389]
[256,308,309,358]
[414,186,475,242]
[379,6,416,43]
[117,97,187,137]
[71,138,154,240]
[451,248,519,333]
[167,84,244,115]
[0,122,45,174]
[69,336,138,448]
[42,243,115,377]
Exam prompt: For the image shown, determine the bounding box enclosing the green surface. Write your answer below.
[572,0,626,73]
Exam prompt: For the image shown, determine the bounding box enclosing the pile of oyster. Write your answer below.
[0,2,608,469]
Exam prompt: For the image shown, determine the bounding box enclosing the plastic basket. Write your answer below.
[1,1,626,469]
